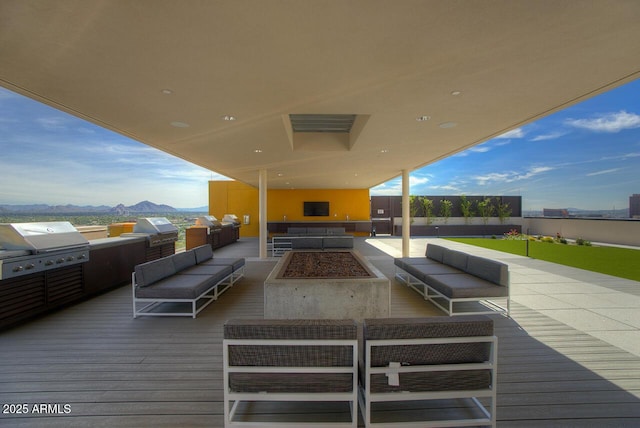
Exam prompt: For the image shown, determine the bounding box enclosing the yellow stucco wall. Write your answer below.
[209,181,370,237]
[267,189,370,221]
[208,181,260,237]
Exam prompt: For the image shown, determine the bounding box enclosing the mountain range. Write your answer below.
[0,201,207,214]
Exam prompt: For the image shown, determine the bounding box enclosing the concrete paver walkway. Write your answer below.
[365,236,640,357]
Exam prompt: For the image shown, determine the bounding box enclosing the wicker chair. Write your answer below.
[359,316,497,427]
[223,319,359,427]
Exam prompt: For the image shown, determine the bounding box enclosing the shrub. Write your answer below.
[503,229,521,240]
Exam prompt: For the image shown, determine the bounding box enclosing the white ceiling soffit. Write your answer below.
[1,0,640,190]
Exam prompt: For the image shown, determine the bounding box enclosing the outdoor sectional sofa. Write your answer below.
[394,243,510,316]
[131,244,245,318]
[271,228,354,256]
[222,316,497,427]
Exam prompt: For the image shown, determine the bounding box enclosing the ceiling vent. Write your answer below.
[284,114,369,152]
[290,114,357,133]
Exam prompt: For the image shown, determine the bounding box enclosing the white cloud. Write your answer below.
[474,166,553,185]
[531,131,568,141]
[586,168,620,177]
[35,117,70,130]
[496,128,525,139]
[469,146,490,153]
[454,143,492,157]
[429,184,462,192]
[565,110,640,133]
[410,176,429,186]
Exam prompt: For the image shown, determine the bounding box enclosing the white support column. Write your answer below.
[402,169,410,257]
[259,169,268,259]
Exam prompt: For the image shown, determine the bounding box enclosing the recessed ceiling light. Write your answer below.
[416,115,430,122]
[380,149,389,153]
[451,91,461,96]
[222,115,236,121]
[254,149,262,153]
[170,121,189,128]
[161,89,173,95]
[439,122,458,129]
[277,173,284,177]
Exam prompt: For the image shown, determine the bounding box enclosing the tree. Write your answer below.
[440,199,453,224]
[477,197,494,226]
[496,198,512,224]
[460,194,474,224]
[420,197,434,225]
[409,195,419,223]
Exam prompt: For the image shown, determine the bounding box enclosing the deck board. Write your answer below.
[1,240,640,427]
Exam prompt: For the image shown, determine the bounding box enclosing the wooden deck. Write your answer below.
[1,239,639,427]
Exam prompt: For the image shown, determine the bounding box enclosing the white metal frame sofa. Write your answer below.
[131,244,245,318]
[223,318,359,427]
[394,243,510,316]
[359,316,498,427]
[271,235,354,256]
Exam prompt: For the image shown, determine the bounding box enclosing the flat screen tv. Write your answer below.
[303,201,330,216]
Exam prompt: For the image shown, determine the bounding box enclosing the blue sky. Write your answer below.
[1,80,639,210]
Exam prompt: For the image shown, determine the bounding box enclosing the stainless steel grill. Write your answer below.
[222,214,240,227]
[0,222,90,280]
[195,215,223,229]
[126,217,179,247]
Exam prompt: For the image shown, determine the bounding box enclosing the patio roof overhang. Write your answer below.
[1,0,640,190]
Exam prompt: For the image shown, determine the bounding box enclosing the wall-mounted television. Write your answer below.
[303,201,330,216]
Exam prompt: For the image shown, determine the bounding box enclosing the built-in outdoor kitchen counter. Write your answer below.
[267,220,372,235]
[0,224,151,331]
[185,215,240,250]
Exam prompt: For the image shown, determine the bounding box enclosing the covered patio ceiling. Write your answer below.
[1,0,640,190]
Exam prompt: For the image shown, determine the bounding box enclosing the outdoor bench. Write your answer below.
[131,244,245,318]
[271,234,354,256]
[223,318,359,427]
[394,243,510,316]
[360,315,497,427]
[222,316,496,427]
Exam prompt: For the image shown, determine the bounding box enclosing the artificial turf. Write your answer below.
[446,238,640,282]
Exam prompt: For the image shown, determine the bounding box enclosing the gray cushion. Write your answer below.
[172,250,197,272]
[135,274,217,299]
[193,244,214,263]
[426,244,447,262]
[362,316,494,393]
[325,227,346,235]
[224,319,357,393]
[322,236,353,248]
[306,227,327,235]
[291,237,323,249]
[178,264,232,280]
[134,257,176,287]
[426,273,509,298]
[287,227,307,235]
[395,257,447,272]
[404,263,465,284]
[200,257,245,271]
[442,249,468,271]
[465,255,509,286]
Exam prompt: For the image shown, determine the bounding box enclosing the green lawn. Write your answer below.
[446,238,640,282]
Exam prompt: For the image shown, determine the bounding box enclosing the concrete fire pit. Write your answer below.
[264,250,390,321]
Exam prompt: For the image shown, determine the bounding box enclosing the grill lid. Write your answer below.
[0,222,89,252]
[195,216,222,227]
[133,217,178,234]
